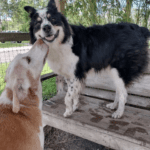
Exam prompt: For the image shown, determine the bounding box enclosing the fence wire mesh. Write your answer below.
[0,40,55,100]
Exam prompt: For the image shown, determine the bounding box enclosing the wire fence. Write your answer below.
[0,33,56,100]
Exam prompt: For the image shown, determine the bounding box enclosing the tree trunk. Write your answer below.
[125,0,133,22]
[60,0,66,15]
[136,3,141,24]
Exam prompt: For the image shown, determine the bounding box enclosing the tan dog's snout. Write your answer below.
[36,39,45,45]
[36,39,49,64]
[35,39,49,51]
[32,39,49,64]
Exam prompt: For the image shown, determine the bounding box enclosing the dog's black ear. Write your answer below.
[47,0,58,12]
[29,25,37,44]
[24,6,36,17]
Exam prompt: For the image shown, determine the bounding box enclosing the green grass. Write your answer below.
[0,41,29,48]
[42,77,56,100]
[0,62,57,100]
[41,63,57,100]
[0,62,9,94]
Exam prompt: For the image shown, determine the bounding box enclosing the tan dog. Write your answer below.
[0,39,49,150]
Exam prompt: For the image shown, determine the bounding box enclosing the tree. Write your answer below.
[0,0,49,32]
[0,0,149,31]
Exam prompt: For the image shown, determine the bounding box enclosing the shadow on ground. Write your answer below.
[44,126,113,150]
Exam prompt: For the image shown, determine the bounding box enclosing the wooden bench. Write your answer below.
[42,66,150,150]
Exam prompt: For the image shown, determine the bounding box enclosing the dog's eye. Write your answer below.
[47,14,51,18]
[37,17,42,22]
[26,56,31,64]
[36,22,41,25]
[23,56,31,64]
[51,18,55,22]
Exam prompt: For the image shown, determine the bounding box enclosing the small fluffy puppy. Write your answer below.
[25,0,150,118]
[0,39,49,150]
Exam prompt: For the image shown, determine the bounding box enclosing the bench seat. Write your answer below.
[42,70,150,150]
[43,91,150,150]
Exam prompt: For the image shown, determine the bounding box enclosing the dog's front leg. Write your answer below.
[63,78,82,117]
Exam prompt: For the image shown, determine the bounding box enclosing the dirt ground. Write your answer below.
[44,126,113,150]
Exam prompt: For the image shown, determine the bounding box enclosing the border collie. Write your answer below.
[24,0,150,118]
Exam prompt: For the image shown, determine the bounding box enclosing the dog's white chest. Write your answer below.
[47,43,79,78]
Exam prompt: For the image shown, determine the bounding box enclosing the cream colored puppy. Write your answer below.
[0,39,49,150]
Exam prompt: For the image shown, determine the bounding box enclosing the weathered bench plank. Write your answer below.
[82,87,150,108]
[63,84,150,108]
[42,94,150,150]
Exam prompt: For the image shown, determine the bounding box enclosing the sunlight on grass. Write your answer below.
[41,62,52,75]
[41,63,57,100]
[0,63,9,94]
[42,77,56,100]
[0,41,29,48]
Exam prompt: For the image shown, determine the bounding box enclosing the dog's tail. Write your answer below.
[140,27,150,39]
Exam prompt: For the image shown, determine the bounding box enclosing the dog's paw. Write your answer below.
[63,109,73,117]
[106,102,117,110]
[112,109,124,119]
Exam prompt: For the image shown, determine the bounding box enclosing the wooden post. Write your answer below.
[59,0,66,15]
[54,0,66,15]
[55,0,61,12]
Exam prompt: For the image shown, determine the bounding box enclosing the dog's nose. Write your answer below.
[43,25,51,33]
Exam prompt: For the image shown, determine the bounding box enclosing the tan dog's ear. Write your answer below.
[12,90,20,113]
[12,79,25,113]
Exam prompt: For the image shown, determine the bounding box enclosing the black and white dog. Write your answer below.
[24,0,150,119]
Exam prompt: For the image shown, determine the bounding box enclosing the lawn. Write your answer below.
[0,62,56,100]
[0,41,30,48]
[41,63,57,100]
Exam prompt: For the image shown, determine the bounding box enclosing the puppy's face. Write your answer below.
[24,0,63,43]
[5,39,49,113]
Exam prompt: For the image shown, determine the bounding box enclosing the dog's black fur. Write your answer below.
[71,23,149,86]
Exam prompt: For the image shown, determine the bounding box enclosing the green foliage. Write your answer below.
[0,41,29,48]
[65,0,150,29]
[65,0,99,26]
[42,77,57,100]
[0,0,150,31]
[0,0,49,32]
[2,25,6,31]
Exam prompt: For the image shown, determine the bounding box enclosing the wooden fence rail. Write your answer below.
[0,33,30,42]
